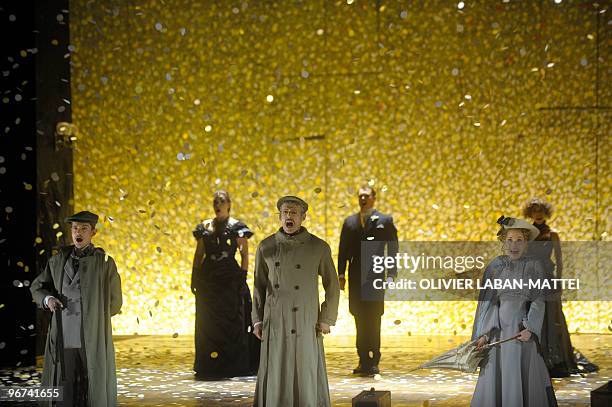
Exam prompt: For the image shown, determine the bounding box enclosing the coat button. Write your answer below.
[275,261,280,267]
[292,307,298,312]
[295,264,301,269]
[294,285,299,290]
[274,284,280,288]
[291,329,296,334]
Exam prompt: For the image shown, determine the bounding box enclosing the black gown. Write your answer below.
[529,222,598,377]
[192,217,260,379]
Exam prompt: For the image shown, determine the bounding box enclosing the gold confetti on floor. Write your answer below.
[2,334,609,406]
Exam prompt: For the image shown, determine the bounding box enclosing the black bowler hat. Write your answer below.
[65,210,99,226]
[276,196,308,213]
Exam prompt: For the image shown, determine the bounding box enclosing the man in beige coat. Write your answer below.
[252,196,340,407]
[30,211,122,407]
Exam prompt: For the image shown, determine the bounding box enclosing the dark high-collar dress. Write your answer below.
[192,217,259,379]
[527,222,598,377]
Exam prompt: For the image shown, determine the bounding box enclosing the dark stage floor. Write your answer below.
[2,334,610,406]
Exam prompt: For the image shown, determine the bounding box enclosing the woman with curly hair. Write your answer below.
[523,198,598,377]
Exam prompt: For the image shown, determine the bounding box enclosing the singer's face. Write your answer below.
[358,188,375,210]
[530,210,546,225]
[503,229,527,260]
[71,222,96,248]
[279,203,305,234]
[213,196,230,219]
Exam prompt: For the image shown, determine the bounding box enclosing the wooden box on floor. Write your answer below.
[352,388,391,407]
[591,381,611,407]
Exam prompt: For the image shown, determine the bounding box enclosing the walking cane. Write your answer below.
[55,308,66,382]
[482,333,522,349]
[55,256,70,384]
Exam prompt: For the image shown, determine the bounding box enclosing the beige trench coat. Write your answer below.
[252,228,339,407]
[30,246,122,407]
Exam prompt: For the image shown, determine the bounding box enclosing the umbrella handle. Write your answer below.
[484,333,521,348]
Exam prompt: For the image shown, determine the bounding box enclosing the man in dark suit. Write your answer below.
[338,186,398,375]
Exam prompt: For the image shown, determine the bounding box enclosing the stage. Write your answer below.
[2,334,609,406]
[1,0,610,406]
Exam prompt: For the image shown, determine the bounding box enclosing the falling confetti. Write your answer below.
[53,0,610,339]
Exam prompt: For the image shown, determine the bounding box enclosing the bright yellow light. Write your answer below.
[69,0,610,336]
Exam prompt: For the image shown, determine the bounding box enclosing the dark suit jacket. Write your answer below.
[338,209,398,315]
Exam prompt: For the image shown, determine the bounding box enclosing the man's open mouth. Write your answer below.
[285,220,294,228]
[76,237,83,243]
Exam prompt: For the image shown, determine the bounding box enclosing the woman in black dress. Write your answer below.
[191,190,259,379]
[523,197,597,376]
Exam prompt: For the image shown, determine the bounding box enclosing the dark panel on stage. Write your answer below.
[591,380,611,407]
[0,0,73,367]
[352,388,391,407]
[0,0,38,369]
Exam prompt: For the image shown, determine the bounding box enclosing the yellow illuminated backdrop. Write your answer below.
[68,0,610,335]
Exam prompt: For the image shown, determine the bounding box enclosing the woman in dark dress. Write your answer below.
[523,197,598,377]
[191,190,260,379]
